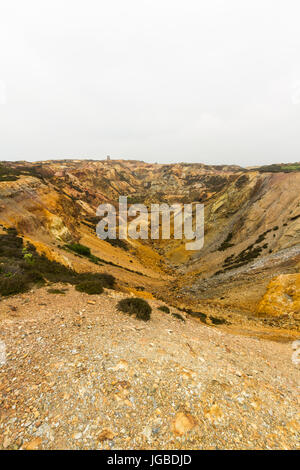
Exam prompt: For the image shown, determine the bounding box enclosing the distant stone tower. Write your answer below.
[107,155,111,161]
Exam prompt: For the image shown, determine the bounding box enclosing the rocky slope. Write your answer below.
[0,159,299,450]
[1,159,299,337]
[0,286,299,450]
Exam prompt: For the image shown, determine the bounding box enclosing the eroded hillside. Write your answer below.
[0,159,300,340]
[1,159,300,451]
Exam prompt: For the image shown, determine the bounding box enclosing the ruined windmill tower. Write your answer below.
[107,155,111,162]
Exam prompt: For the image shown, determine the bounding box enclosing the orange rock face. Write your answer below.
[257,274,300,317]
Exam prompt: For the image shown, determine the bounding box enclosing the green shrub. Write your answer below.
[0,274,29,296]
[24,271,45,284]
[75,281,104,295]
[255,233,266,244]
[218,232,234,251]
[210,316,226,325]
[188,311,207,323]
[0,164,44,181]
[93,273,115,289]
[65,243,91,257]
[117,297,151,321]
[221,242,264,271]
[172,313,185,322]
[99,273,115,289]
[105,238,129,251]
[23,252,34,264]
[79,272,115,289]
[0,228,118,296]
[235,175,248,188]
[21,255,78,284]
[258,163,300,173]
[158,305,170,313]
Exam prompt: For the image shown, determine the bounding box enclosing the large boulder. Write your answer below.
[257,274,300,317]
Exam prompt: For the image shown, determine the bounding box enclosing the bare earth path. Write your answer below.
[0,286,299,450]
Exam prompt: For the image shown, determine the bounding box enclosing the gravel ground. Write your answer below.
[0,285,299,450]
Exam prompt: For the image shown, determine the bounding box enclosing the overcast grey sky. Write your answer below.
[0,0,300,165]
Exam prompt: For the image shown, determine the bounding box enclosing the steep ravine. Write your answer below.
[1,160,300,340]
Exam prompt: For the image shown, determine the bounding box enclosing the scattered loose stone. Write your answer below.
[0,285,299,450]
[98,429,116,441]
[172,412,197,436]
[21,437,42,450]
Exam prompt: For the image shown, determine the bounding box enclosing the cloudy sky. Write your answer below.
[0,0,300,165]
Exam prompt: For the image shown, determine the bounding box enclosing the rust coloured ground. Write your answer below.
[0,286,299,450]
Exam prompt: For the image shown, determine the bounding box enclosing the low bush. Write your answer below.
[75,281,104,295]
[117,297,151,321]
[24,270,45,284]
[94,273,115,289]
[172,313,185,322]
[258,163,300,173]
[255,233,266,244]
[210,316,227,325]
[158,305,170,313]
[0,274,29,296]
[79,272,115,289]
[188,311,207,323]
[64,240,144,276]
[218,232,234,251]
[65,243,91,257]
[0,164,44,181]
[0,228,117,297]
[22,255,78,284]
[105,238,129,251]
